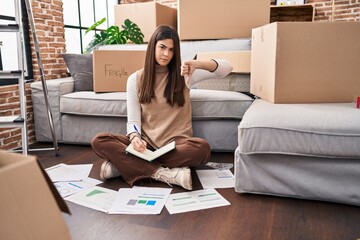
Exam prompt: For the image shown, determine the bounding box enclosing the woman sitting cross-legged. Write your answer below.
[91,25,233,190]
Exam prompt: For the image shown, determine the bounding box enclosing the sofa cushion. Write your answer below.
[238,99,360,158]
[63,54,93,92]
[60,89,253,120]
[60,91,127,117]
[190,89,253,119]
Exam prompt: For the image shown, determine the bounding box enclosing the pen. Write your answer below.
[133,124,141,138]
[68,182,82,189]
[133,124,146,149]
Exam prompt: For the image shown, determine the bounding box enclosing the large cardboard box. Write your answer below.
[196,51,251,73]
[93,49,146,92]
[250,22,360,103]
[114,2,177,43]
[178,0,270,40]
[0,151,71,240]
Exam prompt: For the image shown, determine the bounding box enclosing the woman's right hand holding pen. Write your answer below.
[131,125,147,152]
[131,135,147,152]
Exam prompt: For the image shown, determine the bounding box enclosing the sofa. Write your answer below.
[31,39,254,152]
[235,99,360,206]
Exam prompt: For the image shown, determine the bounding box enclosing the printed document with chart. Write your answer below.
[165,188,230,214]
[108,186,172,215]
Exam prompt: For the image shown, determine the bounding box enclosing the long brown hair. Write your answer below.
[138,25,185,107]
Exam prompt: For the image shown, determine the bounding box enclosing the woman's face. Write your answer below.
[155,39,174,66]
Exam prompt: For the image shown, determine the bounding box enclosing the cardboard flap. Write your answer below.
[0,151,71,240]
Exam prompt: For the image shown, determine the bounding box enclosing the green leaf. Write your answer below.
[83,18,144,52]
[121,19,144,44]
[106,25,127,44]
[83,31,107,53]
[85,17,107,34]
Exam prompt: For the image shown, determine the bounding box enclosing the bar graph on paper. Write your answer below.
[108,187,172,215]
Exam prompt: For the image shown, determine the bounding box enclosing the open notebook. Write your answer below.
[125,141,176,162]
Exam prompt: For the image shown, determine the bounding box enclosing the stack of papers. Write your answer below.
[65,186,230,215]
[65,186,172,215]
[53,178,103,198]
[46,163,92,182]
[46,164,232,215]
[45,163,102,198]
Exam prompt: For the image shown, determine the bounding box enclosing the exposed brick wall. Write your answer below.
[0,0,359,151]
[30,0,68,81]
[308,0,360,21]
[0,84,35,150]
[0,0,67,151]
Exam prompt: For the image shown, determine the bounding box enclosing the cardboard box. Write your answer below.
[250,22,360,103]
[114,2,177,43]
[196,51,251,73]
[93,49,146,93]
[0,151,71,240]
[178,0,270,40]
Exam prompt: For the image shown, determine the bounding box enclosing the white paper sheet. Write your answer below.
[196,169,235,189]
[54,177,102,198]
[108,186,172,215]
[45,163,93,182]
[65,186,117,213]
[165,189,230,214]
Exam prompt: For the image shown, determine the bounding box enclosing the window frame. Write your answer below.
[63,0,119,54]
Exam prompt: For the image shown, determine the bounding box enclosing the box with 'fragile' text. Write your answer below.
[93,50,146,93]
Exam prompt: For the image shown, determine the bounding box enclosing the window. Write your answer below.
[63,0,119,54]
[0,0,32,86]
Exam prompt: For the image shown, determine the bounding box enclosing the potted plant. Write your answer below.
[84,18,144,53]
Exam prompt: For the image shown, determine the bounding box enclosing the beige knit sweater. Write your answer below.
[126,59,232,149]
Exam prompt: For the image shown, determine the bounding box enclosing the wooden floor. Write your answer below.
[30,143,360,240]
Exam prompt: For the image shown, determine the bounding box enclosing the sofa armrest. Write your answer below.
[30,77,75,95]
[30,77,74,142]
[194,73,250,92]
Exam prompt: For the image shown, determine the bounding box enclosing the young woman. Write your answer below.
[91,25,232,190]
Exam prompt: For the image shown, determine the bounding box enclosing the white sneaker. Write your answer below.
[151,167,192,190]
[100,161,120,180]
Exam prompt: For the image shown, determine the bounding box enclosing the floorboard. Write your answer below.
[29,143,360,240]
